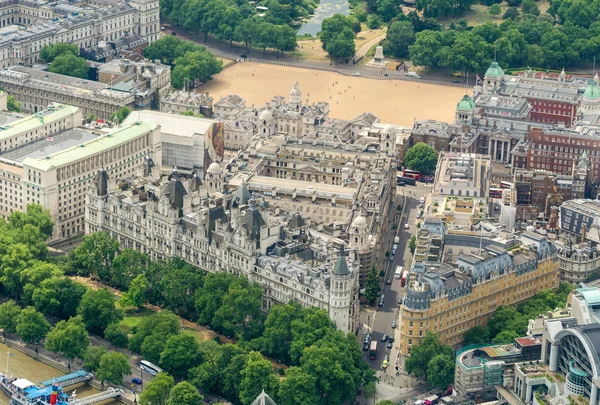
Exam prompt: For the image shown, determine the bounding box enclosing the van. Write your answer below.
[406,72,421,79]
[404,224,409,230]
[394,236,400,244]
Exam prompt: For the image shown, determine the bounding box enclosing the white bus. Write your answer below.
[395,266,403,279]
[140,360,163,376]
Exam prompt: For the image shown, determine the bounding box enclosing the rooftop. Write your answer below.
[23,121,157,171]
[123,110,215,137]
[0,129,97,163]
[0,104,79,142]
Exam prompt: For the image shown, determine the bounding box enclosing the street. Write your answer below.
[359,181,431,374]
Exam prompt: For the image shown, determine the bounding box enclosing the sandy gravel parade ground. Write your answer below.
[200,62,467,126]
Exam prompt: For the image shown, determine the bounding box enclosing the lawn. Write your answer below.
[182,328,206,342]
[121,307,156,328]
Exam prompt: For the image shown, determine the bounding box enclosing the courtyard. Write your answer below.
[199,62,467,125]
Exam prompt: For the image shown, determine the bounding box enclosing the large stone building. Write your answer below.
[0,66,135,119]
[400,232,558,355]
[85,165,360,332]
[0,103,161,241]
[432,152,492,201]
[0,0,159,68]
[559,199,600,243]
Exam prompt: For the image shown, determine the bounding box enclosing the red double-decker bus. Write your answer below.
[402,169,422,181]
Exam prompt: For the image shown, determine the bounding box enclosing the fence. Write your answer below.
[232,59,468,88]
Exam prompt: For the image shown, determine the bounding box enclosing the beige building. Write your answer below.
[400,233,558,355]
[0,66,135,119]
[0,103,161,240]
[432,152,492,202]
[160,90,214,118]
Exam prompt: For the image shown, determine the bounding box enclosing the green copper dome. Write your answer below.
[584,83,600,99]
[485,62,504,77]
[457,95,476,111]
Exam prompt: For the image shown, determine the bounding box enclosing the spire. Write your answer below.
[332,245,350,276]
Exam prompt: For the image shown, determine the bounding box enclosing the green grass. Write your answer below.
[121,307,156,328]
[182,328,205,342]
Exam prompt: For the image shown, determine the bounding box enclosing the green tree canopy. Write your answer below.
[261,301,303,364]
[239,351,280,405]
[364,265,381,304]
[7,95,20,112]
[32,276,86,319]
[48,53,88,79]
[44,316,90,361]
[168,382,203,405]
[77,288,123,335]
[406,332,452,378]
[104,323,129,348]
[83,346,107,372]
[97,351,132,385]
[492,330,520,344]
[128,310,180,354]
[384,21,416,58]
[160,334,201,378]
[277,366,319,405]
[0,300,21,336]
[70,232,119,281]
[463,325,491,346]
[16,306,50,347]
[140,372,175,405]
[427,354,455,390]
[40,43,79,63]
[110,107,132,124]
[321,14,356,60]
[404,143,438,174]
[119,274,148,309]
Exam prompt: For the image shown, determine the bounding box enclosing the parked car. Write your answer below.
[387,341,393,349]
[386,279,391,285]
[452,80,461,83]
[391,321,397,329]
[378,298,384,307]
[397,296,402,305]
[404,224,410,230]
[390,255,394,262]
[240,54,248,58]
[363,342,369,351]
[389,336,394,343]
[381,334,388,342]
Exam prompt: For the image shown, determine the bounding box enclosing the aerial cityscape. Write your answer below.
[0,0,597,404]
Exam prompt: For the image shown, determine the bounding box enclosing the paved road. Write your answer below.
[355,33,387,60]
[359,181,431,373]
[162,24,470,86]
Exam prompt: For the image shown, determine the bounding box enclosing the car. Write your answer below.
[171,31,177,36]
[397,296,402,305]
[398,181,405,186]
[240,54,248,58]
[416,212,422,219]
[381,334,388,342]
[391,321,397,329]
[452,80,461,83]
[387,341,393,349]
[365,332,371,340]
[132,378,142,385]
[393,243,398,250]
[389,336,394,343]
[363,342,369,351]
[404,224,410,230]
[390,255,394,262]
[352,72,361,76]
[378,298,384,307]
[160,26,166,31]
[392,246,397,255]
[386,279,391,285]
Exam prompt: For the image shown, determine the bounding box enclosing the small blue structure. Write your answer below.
[40,370,90,388]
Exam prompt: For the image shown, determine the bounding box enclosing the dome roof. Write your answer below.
[352,215,367,228]
[584,83,600,100]
[457,94,475,111]
[207,162,221,174]
[259,108,273,121]
[383,123,395,135]
[290,81,302,97]
[485,62,504,77]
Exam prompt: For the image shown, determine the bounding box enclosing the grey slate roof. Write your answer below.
[288,212,306,229]
[332,246,350,276]
[232,183,251,207]
[242,198,266,241]
[164,174,188,211]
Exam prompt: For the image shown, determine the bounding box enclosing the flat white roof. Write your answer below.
[123,110,216,138]
[13,379,35,389]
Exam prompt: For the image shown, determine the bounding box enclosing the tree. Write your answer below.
[70,232,119,281]
[44,316,90,363]
[277,367,319,405]
[181,110,205,118]
[321,15,356,61]
[77,288,123,335]
[83,346,107,372]
[128,311,180,354]
[376,401,397,405]
[109,107,132,124]
[409,235,417,254]
[0,300,21,337]
[168,382,203,405]
[16,306,50,352]
[160,334,200,378]
[32,276,86,319]
[110,249,149,290]
[488,4,501,16]
[404,143,438,174]
[97,351,132,385]
[104,323,129,348]
[141,334,167,365]
[275,25,297,55]
[427,354,455,390]
[463,325,490,346]
[239,351,280,405]
[522,0,539,16]
[212,278,262,337]
[503,7,520,19]
[261,301,303,364]
[492,330,519,344]
[289,307,335,365]
[7,95,20,112]
[488,306,524,337]
[384,21,416,58]
[405,332,452,378]
[21,262,62,304]
[119,274,148,309]
[364,382,377,404]
[139,372,175,405]
[364,265,381,304]
[1,243,34,300]
[48,53,88,79]
[40,43,79,63]
[235,19,257,51]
